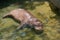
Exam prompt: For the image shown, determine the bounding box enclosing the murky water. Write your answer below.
[0,0,60,40]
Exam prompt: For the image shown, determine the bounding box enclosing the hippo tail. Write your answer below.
[2,13,11,19]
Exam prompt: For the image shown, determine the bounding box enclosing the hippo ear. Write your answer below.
[3,13,11,19]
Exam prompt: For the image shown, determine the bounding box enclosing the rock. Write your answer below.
[49,0,60,15]
[49,0,60,9]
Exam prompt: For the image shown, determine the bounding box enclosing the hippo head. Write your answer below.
[32,19,43,31]
[35,23,43,31]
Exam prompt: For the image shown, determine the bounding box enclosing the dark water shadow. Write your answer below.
[0,0,47,10]
[0,0,15,9]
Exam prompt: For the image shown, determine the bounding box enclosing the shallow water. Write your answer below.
[0,0,60,40]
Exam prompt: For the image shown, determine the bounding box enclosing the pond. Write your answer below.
[0,0,60,40]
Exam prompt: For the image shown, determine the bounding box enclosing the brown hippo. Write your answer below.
[3,9,43,31]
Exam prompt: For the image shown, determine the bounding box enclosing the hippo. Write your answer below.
[3,9,43,31]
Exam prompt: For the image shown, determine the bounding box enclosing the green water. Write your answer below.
[0,0,60,40]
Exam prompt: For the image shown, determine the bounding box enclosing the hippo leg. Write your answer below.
[27,24,34,28]
[15,23,27,32]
